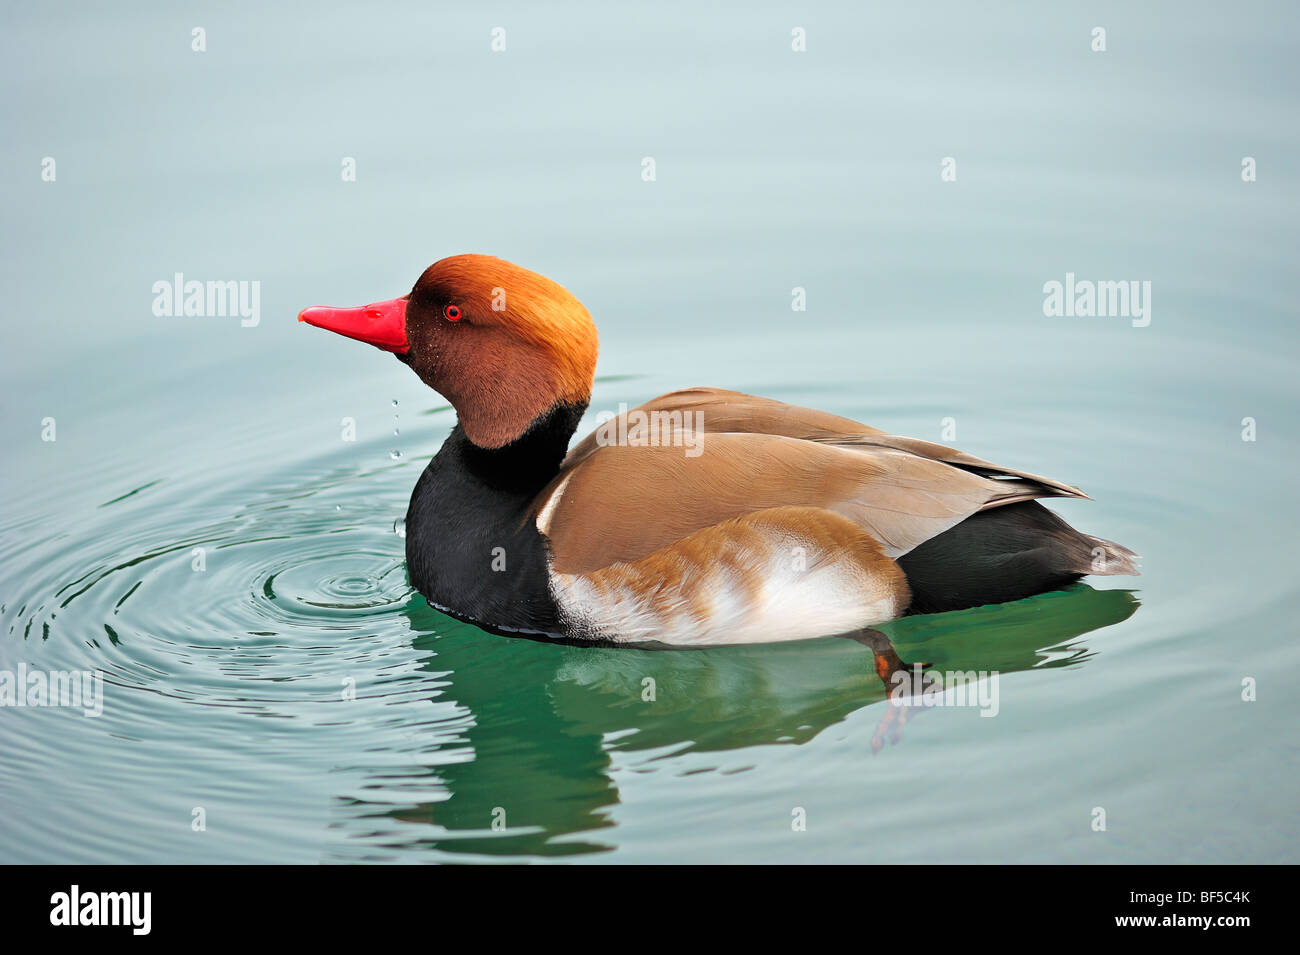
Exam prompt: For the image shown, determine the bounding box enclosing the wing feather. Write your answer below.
[539,388,1089,574]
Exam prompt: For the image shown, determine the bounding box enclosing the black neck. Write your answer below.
[452,401,588,493]
[404,401,587,635]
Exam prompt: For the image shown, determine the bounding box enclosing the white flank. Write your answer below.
[550,542,900,647]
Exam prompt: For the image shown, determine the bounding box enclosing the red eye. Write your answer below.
[444,304,461,322]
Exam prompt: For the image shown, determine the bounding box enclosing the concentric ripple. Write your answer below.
[265,555,407,613]
[0,445,445,711]
[0,413,514,863]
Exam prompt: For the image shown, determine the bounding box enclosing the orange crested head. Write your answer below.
[301,253,600,449]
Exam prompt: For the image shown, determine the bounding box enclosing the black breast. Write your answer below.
[404,406,585,635]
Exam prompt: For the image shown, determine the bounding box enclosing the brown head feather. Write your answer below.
[404,254,599,447]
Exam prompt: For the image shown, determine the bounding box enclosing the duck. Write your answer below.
[300,254,1138,647]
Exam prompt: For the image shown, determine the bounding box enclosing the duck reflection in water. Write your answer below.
[362,585,1137,859]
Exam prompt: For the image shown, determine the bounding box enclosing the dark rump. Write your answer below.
[896,501,1137,615]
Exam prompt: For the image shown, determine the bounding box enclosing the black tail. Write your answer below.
[896,501,1139,615]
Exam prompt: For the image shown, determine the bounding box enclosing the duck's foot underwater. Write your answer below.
[839,628,938,752]
[840,627,931,689]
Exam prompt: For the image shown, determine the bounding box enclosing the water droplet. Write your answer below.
[335,505,341,511]
[390,450,402,460]
[393,518,407,538]
[393,427,400,436]
[391,399,399,408]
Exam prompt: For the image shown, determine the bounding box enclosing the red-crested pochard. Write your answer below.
[300,254,1138,646]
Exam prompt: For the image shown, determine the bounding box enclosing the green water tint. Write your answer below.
[382,586,1137,858]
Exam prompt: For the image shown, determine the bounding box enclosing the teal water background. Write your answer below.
[1,2,1297,862]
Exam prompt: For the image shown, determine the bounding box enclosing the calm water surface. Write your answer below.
[1,2,1297,862]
